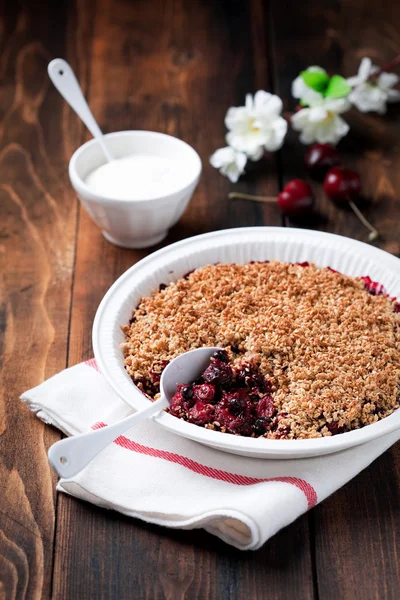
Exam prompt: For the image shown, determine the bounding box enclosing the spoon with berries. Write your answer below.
[48,347,224,478]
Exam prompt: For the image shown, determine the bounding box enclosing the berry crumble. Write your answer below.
[121,262,400,439]
[169,350,281,437]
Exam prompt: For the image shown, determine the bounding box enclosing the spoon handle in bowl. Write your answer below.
[47,58,113,162]
[48,396,169,479]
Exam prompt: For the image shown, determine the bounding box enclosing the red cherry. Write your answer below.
[323,167,379,242]
[323,167,361,202]
[277,179,315,217]
[304,144,341,180]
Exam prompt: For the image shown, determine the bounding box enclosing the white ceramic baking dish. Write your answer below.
[93,227,400,458]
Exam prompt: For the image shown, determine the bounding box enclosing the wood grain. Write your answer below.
[270,0,400,597]
[53,498,313,600]
[0,1,83,597]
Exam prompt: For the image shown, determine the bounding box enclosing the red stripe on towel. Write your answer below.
[84,358,100,372]
[91,421,317,509]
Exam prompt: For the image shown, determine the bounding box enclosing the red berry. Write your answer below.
[212,350,229,362]
[257,395,276,419]
[226,389,251,415]
[202,359,233,386]
[193,383,216,403]
[253,418,271,436]
[304,144,341,180]
[277,179,315,217]
[214,404,255,436]
[327,422,345,436]
[169,392,184,416]
[188,402,215,426]
[323,167,361,202]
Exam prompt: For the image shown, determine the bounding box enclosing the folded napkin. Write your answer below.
[21,360,400,550]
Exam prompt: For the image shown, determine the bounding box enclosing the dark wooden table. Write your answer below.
[1,0,400,598]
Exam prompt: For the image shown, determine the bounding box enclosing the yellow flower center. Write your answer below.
[323,111,335,122]
[249,118,260,133]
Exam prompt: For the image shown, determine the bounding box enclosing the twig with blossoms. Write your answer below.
[292,58,400,146]
[347,57,400,114]
[210,55,400,184]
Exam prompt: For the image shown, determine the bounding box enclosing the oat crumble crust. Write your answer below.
[121,262,400,439]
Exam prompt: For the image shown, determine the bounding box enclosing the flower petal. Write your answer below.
[245,94,254,110]
[226,129,268,155]
[263,117,288,151]
[291,108,311,130]
[225,106,254,135]
[253,90,272,108]
[291,75,305,99]
[307,106,328,122]
[247,145,265,161]
[378,72,400,90]
[315,115,349,145]
[209,146,235,168]
[349,84,387,113]
[299,123,319,145]
[346,75,361,87]
[256,93,283,116]
[358,57,372,81]
[323,97,351,113]
[210,147,247,182]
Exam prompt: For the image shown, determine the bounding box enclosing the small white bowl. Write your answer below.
[93,227,400,459]
[69,130,202,248]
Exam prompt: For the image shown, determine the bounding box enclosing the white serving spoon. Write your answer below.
[48,347,222,479]
[47,58,113,162]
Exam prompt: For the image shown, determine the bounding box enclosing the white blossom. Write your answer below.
[346,57,377,87]
[225,90,287,159]
[291,97,350,145]
[347,57,400,114]
[291,66,326,106]
[209,146,247,183]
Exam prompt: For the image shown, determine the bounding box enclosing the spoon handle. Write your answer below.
[47,58,113,162]
[48,396,169,479]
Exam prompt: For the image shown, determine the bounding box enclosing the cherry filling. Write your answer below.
[361,275,400,312]
[168,352,285,437]
[361,275,385,296]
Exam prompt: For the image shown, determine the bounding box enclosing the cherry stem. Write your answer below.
[228,192,276,204]
[347,199,379,242]
[380,54,400,73]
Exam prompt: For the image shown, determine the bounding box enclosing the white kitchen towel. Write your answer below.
[21,359,400,550]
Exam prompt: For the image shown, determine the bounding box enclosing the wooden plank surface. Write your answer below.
[0,0,399,598]
[0,1,82,598]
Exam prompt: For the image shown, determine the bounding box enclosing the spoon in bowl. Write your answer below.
[48,58,113,162]
[48,346,222,479]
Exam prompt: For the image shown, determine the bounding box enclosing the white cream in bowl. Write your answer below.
[85,155,184,201]
[69,131,202,248]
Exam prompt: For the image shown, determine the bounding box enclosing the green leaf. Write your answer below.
[324,75,351,98]
[300,70,329,93]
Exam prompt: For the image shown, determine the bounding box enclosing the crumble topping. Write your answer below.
[121,262,400,439]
